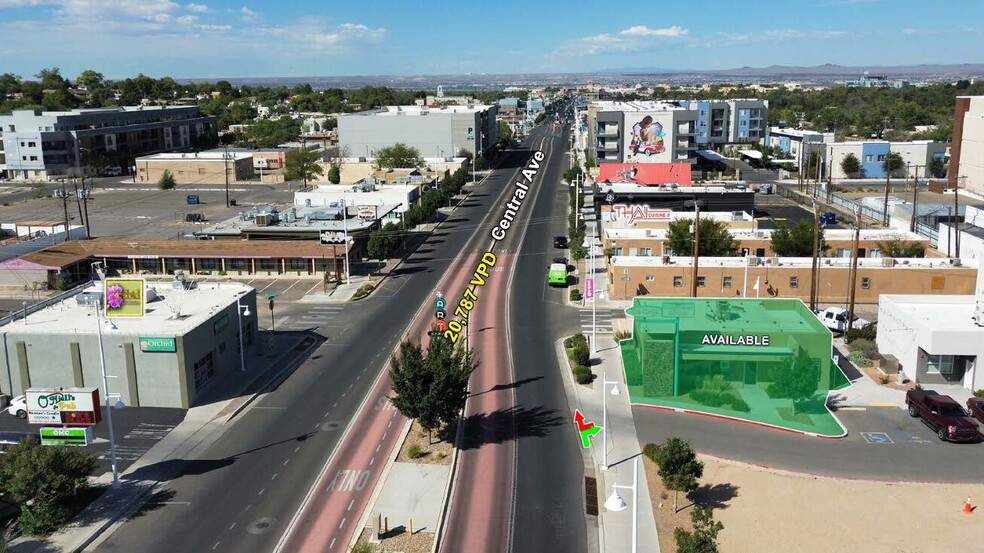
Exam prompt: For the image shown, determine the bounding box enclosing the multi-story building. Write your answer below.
[0,106,217,181]
[766,127,834,165]
[825,140,946,180]
[587,99,768,164]
[337,104,497,160]
[950,95,984,196]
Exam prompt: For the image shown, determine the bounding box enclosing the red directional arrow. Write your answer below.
[574,409,595,432]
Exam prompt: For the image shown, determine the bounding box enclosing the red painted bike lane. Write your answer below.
[277,254,481,553]
[439,253,516,553]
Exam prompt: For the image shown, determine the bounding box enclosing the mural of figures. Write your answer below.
[629,115,665,157]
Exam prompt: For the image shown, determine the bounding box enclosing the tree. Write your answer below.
[327,164,341,184]
[0,439,96,535]
[652,437,704,513]
[766,347,820,414]
[667,219,739,257]
[770,220,825,257]
[158,169,176,190]
[375,143,421,169]
[877,236,925,258]
[928,156,946,178]
[840,153,861,179]
[389,338,475,443]
[75,69,104,90]
[367,222,402,259]
[284,148,324,186]
[246,118,301,148]
[674,505,724,553]
[496,120,513,149]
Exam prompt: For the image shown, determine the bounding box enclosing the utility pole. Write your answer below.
[80,178,91,239]
[846,205,862,333]
[810,201,821,311]
[690,203,701,298]
[827,158,833,204]
[71,179,86,236]
[60,180,70,240]
[882,146,892,226]
[910,165,921,233]
[224,143,230,208]
[954,175,962,258]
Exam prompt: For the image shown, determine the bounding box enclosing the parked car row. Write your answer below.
[905,389,984,443]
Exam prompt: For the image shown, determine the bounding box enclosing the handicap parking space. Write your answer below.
[835,407,952,445]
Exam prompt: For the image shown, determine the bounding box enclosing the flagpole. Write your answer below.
[743,253,749,298]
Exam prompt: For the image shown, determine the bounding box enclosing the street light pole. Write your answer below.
[342,199,351,285]
[94,303,120,490]
[604,456,639,553]
[236,299,251,371]
[600,372,620,471]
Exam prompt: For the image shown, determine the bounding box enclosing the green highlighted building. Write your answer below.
[620,298,849,436]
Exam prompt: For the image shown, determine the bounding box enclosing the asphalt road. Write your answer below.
[632,404,984,483]
[91,152,534,552]
[508,126,589,553]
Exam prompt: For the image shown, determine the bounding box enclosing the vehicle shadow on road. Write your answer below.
[457,405,565,450]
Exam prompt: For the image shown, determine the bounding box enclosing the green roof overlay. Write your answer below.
[621,297,849,437]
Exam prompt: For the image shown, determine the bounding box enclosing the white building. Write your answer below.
[825,140,946,180]
[295,181,420,223]
[877,265,984,392]
[338,104,497,160]
[766,127,834,165]
[952,96,984,196]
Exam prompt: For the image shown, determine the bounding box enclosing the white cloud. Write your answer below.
[569,25,689,55]
[186,3,207,12]
[256,18,386,52]
[902,27,979,36]
[240,6,257,21]
[714,28,846,45]
[195,23,231,32]
[58,0,180,19]
[176,14,197,25]
[0,0,47,6]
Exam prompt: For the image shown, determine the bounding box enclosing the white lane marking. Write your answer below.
[294,446,300,453]
[347,499,354,511]
[213,542,220,550]
[229,522,236,530]
[271,473,278,481]
[382,432,387,440]
[283,459,290,466]
[369,457,375,466]
[375,444,381,453]
[329,537,336,549]
[244,504,252,512]
[324,410,330,418]
[258,488,265,496]
[387,420,393,428]
[332,402,337,408]
[338,517,346,529]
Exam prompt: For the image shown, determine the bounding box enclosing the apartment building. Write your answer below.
[950,95,984,196]
[825,140,945,180]
[0,106,217,181]
[587,99,768,165]
[766,127,834,163]
[338,104,498,160]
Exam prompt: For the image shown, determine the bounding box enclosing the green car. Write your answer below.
[548,263,568,287]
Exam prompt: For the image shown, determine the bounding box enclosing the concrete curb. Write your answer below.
[633,401,848,439]
[63,481,157,553]
[221,335,320,424]
[430,413,463,553]
[349,417,413,549]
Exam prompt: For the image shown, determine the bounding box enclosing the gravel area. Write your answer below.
[648,454,984,553]
[356,528,434,553]
[395,419,454,465]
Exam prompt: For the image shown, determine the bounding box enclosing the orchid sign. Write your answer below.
[104,278,145,318]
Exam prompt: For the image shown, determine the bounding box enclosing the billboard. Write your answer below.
[624,112,675,163]
[26,388,102,426]
[597,162,692,186]
[104,278,145,318]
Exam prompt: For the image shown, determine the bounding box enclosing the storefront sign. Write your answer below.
[320,231,346,244]
[40,427,93,447]
[139,337,176,352]
[25,388,101,426]
[104,278,145,318]
[701,334,770,346]
[358,205,378,221]
[610,204,673,224]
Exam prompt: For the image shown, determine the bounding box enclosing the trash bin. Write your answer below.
[230,199,237,207]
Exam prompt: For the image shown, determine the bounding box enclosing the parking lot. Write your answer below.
[835,407,961,447]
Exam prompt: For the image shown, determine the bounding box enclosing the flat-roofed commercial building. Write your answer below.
[135,151,254,185]
[950,96,984,196]
[0,106,217,181]
[338,104,498,160]
[0,281,257,408]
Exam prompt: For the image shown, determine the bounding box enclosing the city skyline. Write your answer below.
[0,0,981,79]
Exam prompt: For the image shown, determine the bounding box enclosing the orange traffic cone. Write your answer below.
[964,497,974,514]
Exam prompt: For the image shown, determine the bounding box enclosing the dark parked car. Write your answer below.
[553,236,568,248]
[967,397,984,424]
[906,389,980,442]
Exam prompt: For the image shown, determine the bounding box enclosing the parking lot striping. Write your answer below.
[294,446,301,453]
[870,401,901,407]
[213,542,220,550]
[284,459,290,466]
[271,473,278,481]
[304,281,323,295]
[259,281,278,292]
[860,432,895,444]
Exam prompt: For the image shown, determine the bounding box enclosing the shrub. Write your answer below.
[848,350,873,367]
[642,442,661,462]
[573,365,594,384]
[729,396,751,412]
[352,284,374,300]
[691,389,728,407]
[569,288,582,301]
[844,323,877,343]
[407,444,425,459]
[850,338,879,360]
[563,336,574,349]
[613,329,632,343]
[572,341,590,367]
[571,333,588,348]
[975,389,984,398]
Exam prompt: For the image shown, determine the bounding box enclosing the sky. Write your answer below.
[0,0,981,80]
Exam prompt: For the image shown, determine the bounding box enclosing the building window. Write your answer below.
[877,154,885,162]
[869,249,881,258]
[865,155,873,163]
[722,276,732,288]
[789,276,799,288]
[193,351,215,391]
[288,258,307,270]
[740,120,747,127]
[835,248,851,258]
[926,353,955,375]
[613,247,623,256]
[645,275,654,282]
[20,142,24,147]
[27,141,36,147]
[639,247,651,256]
[629,247,637,256]
[861,277,870,289]
[219,341,226,354]
[697,276,706,287]
[673,276,683,287]
[29,156,37,161]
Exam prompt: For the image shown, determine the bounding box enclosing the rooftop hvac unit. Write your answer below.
[284,210,296,223]
[358,156,367,162]
[352,186,360,192]
[952,258,962,267]
[173,269,186,281]
[747,257,761,267]
[732,211,744,221]
[304,198,312,207]
[881,257,896,267]
[255,214,271,226]
[645,229,653,237]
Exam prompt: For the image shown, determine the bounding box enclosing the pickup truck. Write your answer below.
[906,389,980,442]
[815,307,870,333]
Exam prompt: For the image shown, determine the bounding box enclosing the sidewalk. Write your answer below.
[555,338,661,553]
[12,330,315,553]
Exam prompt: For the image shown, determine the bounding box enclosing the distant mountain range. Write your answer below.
[179,63,984,90]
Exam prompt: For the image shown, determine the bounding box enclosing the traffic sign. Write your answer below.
[434,298,447,311]
[266,292,278,300]
[433,319,448,332]
[585,278,594,300]
[435,309,447,320]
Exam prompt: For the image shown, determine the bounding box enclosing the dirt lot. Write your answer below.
[649,455,984,553]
